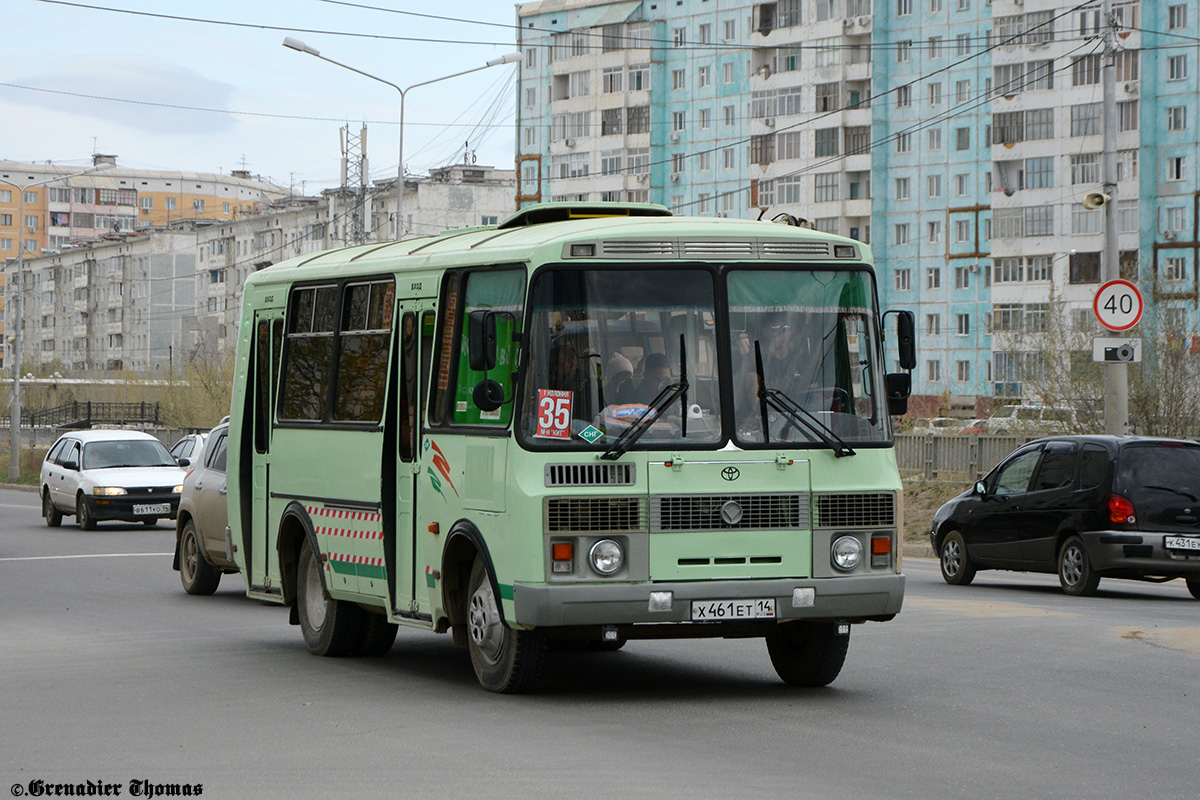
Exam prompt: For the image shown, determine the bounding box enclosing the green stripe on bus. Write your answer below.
[358,564,386,580]
[329,560,356,576]
[499,583,514,601]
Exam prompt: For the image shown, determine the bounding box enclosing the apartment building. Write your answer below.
[5,164,517,376]
[514,0,1192,414]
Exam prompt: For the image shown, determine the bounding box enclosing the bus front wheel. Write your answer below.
[466,556,544,693]
[296,538,362,656]
[765,622,850,687]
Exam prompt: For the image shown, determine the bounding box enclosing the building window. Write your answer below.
[672,69,686,90]
[1165,257,1186,281]
[895,224,910,245]
[927,360,941,382]
[1072,54,1102,86]
[927,127,942,151]
[955,220,971,243]
[955,174,969,196]
[955,128,970,150]
[894,177,910,200]
[1070,153,1101,185]
[1165,206,1186,233]
[698,65,711,87]
[926,268,941,289]
[896,132,912,153]
[1169,5,1187,29]
[927,221,941,243]
[928,82,942,106]
[672,111,686,132]
[926,314,941,335]
[1071,103,1102,136]
[628,65,649,91]
[1069,252,1101,284]
[1168,55,1187,81]
[956,360,970,381]
[895,268,911,291]
[896,85,911,108]
[1167,156,1186,181]
[956,314,970,337]
[815,173,839,203]
[1168,106,1187,131]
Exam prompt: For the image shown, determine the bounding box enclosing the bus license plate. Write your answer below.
[691,598,776,622]
[134,503,171,515]
[1165,536,1200,552]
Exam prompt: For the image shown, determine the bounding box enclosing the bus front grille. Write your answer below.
[545,463,636,487]
[650,493,810,532]
[816,492,896,528]
[545,496,648,533]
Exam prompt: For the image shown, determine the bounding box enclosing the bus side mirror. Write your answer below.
[885,372,911,416]
[473,380,506,412]
[894,310,916,371]
[468,310,498,372]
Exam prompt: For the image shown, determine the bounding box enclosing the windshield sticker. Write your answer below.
[578,425,604,444]
[536,389,573,439]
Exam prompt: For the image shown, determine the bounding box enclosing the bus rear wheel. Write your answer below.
[296,538,362,656]
[466,556,544,693]
[765,622,850,687]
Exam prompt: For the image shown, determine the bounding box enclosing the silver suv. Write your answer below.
[41,429,185,529]
[173,423,237,594]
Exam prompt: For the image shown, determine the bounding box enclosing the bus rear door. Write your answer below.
[249,309,284,595]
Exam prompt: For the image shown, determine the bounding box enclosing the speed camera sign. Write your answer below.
[1093,280,1143,332]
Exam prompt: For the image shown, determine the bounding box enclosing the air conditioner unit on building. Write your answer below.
[1124,81,1138,94]
[858,16,872,26]
[636,173,649,183]
[564,138,575,148]
[669,133,680,142]
[843,18,854,27]
[968,264,980,273]
[1163,230,1177,241]
[669,173,680,182]
[764,118,775,127]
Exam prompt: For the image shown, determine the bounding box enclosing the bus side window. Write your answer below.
[420,311,436,431]
[429,273,460,426]
[254,321,270,453]
[399,312,418,461]
[453,269,526,426]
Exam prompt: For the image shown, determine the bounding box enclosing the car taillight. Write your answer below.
[1108,494,1136,525]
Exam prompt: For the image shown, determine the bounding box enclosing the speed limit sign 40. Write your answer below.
[1094,279,1143,332]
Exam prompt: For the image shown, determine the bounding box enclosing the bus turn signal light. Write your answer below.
[552,542,574,573]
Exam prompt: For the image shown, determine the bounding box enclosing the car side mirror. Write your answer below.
[62,460,79,471]
[974,480,987,497]
[178,457,191,468]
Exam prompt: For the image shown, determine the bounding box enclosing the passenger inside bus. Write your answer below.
[606,352,635,404]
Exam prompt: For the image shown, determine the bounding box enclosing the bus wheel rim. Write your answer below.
[468,582,505,663]
[303,553,328,629]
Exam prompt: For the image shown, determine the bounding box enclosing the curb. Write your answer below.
[0,483,39,493]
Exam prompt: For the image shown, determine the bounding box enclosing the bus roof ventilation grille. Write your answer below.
[682,241,756,258]
[760,241,833,258]
[816,492,895,528]
[545,463,636,487]
[600,240,677,257]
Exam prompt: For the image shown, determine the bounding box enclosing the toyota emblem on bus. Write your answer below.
[721,466,740,481]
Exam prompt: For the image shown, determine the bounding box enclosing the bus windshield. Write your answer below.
[519,264,889,450]
[728,269,888,446]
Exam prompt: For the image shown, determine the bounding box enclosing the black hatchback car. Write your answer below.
[931,436,1200,597]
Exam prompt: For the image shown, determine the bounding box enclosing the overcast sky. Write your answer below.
[1,0,523,193]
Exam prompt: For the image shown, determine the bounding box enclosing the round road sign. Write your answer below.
[1093,279,1143,332]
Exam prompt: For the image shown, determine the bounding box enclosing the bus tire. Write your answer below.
[296,538,363,657]
[466,556,544,693]
[354,613,399,657]
[179,519,221,596]
[765,622,850,687]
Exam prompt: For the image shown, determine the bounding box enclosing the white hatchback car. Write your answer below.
[40,429,186,529]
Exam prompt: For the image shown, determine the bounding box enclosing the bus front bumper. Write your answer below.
[511,573,904,628]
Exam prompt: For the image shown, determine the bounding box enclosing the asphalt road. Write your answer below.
[2,486,1197,799]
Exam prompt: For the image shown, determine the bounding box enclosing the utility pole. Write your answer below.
[1100,0,1128,435]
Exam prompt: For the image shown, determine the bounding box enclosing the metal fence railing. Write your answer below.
[895,433,1040,481]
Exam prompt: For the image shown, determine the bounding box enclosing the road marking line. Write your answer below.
[0,502,40,509]
[0,552,173,562]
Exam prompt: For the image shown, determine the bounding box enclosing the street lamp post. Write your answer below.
[3,164,111,480]
[282,38,519,241]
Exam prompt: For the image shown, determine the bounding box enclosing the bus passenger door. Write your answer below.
[249,310,284,594]
[388,305,436,618]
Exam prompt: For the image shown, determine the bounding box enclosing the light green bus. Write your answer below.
[228,203,916,693]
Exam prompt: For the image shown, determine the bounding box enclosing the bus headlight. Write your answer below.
[588,539,623,576]
[831,535,863,572]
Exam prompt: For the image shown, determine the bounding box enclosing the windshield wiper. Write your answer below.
[1143,484,1199,502]
[753,341,855,458]
[601,336,689,461]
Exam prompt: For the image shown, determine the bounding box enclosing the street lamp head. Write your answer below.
[485,52,522,67]
[283,37,320,57]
